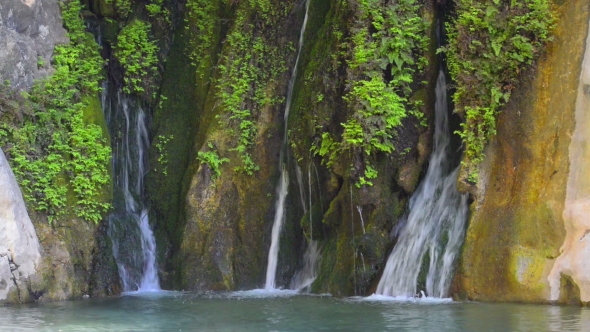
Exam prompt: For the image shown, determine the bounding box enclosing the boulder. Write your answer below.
[0,148,42,302]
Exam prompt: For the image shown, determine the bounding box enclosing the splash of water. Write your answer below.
[289,161,321,293]
[375,69,468,298]
[264,0,311,290]
[290,240,321,292]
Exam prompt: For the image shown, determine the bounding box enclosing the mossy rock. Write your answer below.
[454,0,590,303]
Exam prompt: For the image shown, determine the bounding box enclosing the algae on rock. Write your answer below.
[286,0,439,296]
[453,0,590,304]
[150,0,306,290]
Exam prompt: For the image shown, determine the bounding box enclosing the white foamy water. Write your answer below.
[290,240,321,292]
[375,69,468,298]
[362,293,454,304]
[138,210,160,291]
[229,288,300,299]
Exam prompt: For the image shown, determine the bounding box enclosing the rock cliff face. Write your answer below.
[548,11,590,304]
[0,149,41,303]
[286,0,438,295]
[153,0,304,291]
[0,0,68,89]
[454,0,590,304]
[146,0,439,294]
[0,0,119,304]
[5,0,590,305]
[1,125,119,305]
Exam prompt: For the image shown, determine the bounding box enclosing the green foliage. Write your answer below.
[343,76,408,155]
[216,1,290,175]
[155,134,174,176]
[444,0,554,176]
[310,132,338,167]
[105,0,133,18]
[113,19,159,94]
[146,0,171,26]
[68,110,112,222]
[185,0,217,72]
[340,0,428,159]
[355,163,378,188]
[0,0,111,223]
[247,0,273,24]
[306,0,429,187]
[197,142,229,181]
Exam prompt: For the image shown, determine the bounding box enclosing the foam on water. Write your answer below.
[361,294,454,304]
[121,290,179,297]
[228,289,300,299]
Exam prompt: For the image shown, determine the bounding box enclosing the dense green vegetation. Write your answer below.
[185,0,217,73]
[105,0,133,18]
[215,0,291,175]
[114,19,160,95]
[310,0,429,187]
[343,0,428,155]
[0,0,110,223]
[444,0,554,181]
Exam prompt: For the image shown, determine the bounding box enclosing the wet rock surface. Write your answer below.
[454,0,590,304]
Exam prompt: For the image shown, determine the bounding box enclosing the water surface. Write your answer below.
[1,292,588,331]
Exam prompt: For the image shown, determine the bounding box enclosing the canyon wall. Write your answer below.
[0,0,119,304]
[454,0,590,305]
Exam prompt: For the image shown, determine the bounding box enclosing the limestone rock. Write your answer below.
[454,0,590,303]
[548,16,590,303]
[0,148,42,302]
[0,0,68,90]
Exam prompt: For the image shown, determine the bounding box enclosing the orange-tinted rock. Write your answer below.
[454,0,590,303]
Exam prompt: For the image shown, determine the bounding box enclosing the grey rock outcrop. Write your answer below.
[0,148,42,302]
[0,0,68,90]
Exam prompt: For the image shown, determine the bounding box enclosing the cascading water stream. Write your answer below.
[375,69,468,298]
[289,162,322,292]
[264,0,310,290]
[289,240,320,292]
[102,83,160,292]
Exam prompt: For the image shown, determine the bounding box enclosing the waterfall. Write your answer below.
[357,206,366,234]
[308,164,313,241]
[290,163,321,293]
[375,69,468,298]
[102,83,160,292]
[295,164,307,214]
[264,0,311,290]
[289,240,320,292]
